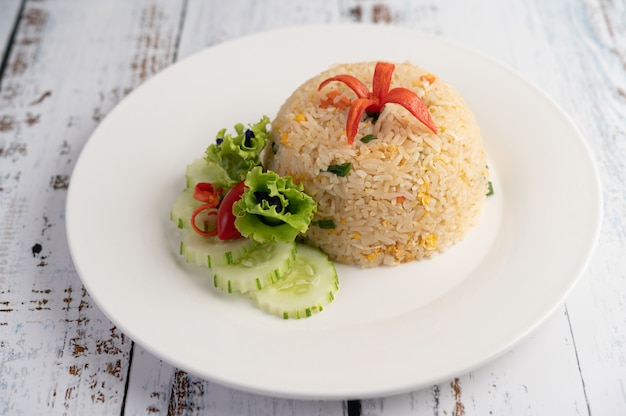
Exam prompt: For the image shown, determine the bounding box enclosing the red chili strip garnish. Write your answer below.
[193,182,220,208]
[190,205,218,237]
[346,97,377,145]
[318,62,437,144]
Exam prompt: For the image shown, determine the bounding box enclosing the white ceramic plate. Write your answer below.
[66,24,601,400]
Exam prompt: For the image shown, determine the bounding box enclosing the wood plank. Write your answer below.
[482,0,626,412]
[533,0,626,413]
[0,0,185,413]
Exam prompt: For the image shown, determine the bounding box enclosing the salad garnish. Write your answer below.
[193,182,221,205]
[170,117,338,319]
[187,117,318,244]
[189,182,221,237]
[233,167,317,244]
[204,116,270,186]
[190,205,218,237]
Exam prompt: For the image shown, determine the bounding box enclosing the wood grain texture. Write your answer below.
[548,0,626,413]
[1,0,625,414]
[504,1,626,414]
[362,310,591,415]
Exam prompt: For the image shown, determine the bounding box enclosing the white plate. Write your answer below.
[66,24,601,400]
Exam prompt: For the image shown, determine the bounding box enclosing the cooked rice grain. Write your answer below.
[264,61,489,267]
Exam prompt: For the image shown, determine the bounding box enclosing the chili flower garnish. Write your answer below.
[318,62,437,144]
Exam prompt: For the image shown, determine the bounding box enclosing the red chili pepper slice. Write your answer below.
[384,87,437,133]
[346,97,377,144]
[372,61,394,106]
[318,74,369,98]
[190,205,218,237]
[193,182,220,208]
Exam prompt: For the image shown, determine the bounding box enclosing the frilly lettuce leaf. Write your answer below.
[187,158,237,191]
[233,167,317,244]
[204,116,270,183]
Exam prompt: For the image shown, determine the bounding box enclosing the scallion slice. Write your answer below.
[313,220,336,229]
[326,162,352,177]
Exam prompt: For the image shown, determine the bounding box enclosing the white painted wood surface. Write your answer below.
[0,0,624,415]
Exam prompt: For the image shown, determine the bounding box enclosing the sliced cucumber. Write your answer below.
[212,242,296,294]
[170,188,203,230]
[185,157,233,189]
[250,244,338,319]
[180,231,258,268]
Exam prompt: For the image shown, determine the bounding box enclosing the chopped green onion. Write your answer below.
[326,162,352,177]
[486,181,494,196]
[313,220,336,229]
[360,134,377,143]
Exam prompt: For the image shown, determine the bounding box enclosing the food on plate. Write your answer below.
[249,243,338,319]
[264,61,490,267]
[170,117,338,319]
[233,167,317,244]
[170,61,492,318]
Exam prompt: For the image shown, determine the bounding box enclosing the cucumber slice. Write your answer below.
[250,244,338,319]
[212,242,296,294]
[170,188,203,230]
[185,157,233,189]
[180,231,257,268]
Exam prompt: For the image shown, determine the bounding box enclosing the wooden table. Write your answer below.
[1,0,624,414]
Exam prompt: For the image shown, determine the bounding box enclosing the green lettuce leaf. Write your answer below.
[233,167,317,243]
[204,116,270,183]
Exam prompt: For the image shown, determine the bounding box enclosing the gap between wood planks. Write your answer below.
[565,305,592,416]
[0,0,26,90]
[119,343,135,416]
[172,0,189,63]
[347,399,362,415]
